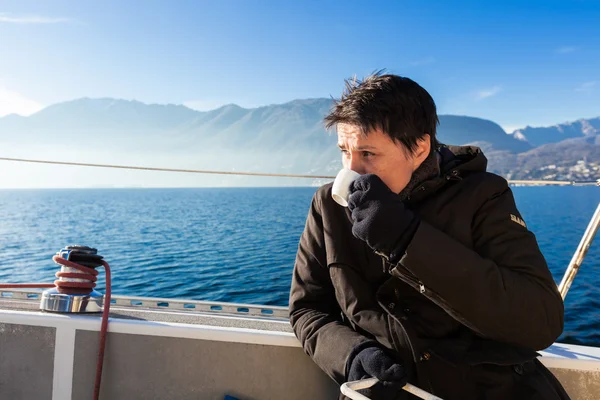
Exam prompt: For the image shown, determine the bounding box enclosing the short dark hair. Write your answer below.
[324,71,440,154]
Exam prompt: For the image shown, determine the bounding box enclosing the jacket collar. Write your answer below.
[405,145,488,204]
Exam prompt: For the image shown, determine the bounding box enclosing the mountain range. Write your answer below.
[0,97,597,187]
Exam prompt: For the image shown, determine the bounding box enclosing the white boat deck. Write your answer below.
[1,290,599,400]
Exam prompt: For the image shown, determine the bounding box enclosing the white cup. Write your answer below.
[332,168,361,207]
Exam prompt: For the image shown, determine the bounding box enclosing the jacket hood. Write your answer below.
[439,145,488,176]
[406,145,488,204]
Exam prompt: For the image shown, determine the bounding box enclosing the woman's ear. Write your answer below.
[411,134,431,171]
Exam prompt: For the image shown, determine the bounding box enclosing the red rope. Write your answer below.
[95,260,111,400]
[52,256,99,294]
[0,256,111,400]
[0,283,54,288]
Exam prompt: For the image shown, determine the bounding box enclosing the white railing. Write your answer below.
[341,378,444,400]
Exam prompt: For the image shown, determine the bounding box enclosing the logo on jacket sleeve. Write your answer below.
[510,214,527,228]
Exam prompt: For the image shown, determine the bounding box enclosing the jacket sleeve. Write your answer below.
[390,178,564,350]
[289,191,375,384]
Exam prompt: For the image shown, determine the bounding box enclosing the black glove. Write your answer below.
[347,346,407,400]
[347,174,420,264]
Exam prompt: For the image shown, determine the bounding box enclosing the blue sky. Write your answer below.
[0,0,599,131]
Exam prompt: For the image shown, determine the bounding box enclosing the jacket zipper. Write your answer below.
[381,259,419,364]
[388,261,486,337]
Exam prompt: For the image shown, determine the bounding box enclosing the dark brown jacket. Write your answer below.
[289,146,570,399]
